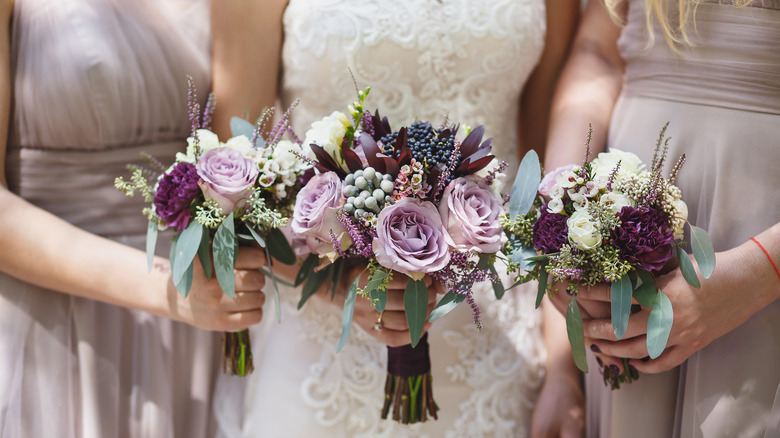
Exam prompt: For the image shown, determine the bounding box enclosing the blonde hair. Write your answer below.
[605,0,753,48]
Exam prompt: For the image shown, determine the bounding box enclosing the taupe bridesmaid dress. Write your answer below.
[587,2,780,437]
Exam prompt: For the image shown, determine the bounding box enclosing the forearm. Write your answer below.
[544,0,624,170]
[0,188,177,319]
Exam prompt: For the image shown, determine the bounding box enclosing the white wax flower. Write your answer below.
[600,191,636,214]
[567,209,602,250]
[547,198,565,214]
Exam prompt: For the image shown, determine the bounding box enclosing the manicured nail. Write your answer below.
[590,344,601,353]
[596,357,604,367]
[610,365,620,376]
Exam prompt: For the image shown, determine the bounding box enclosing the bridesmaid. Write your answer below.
[544,0,780,436]
[0,1,266,436]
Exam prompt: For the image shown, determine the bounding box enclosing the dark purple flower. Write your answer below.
[611,206,675,272]
[533,207,569,253]
[154,162,201,231]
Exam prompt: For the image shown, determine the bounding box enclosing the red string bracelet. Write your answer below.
[750,237,780,283]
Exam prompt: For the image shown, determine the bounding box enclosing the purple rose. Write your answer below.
[373,198,451,280]
[292,171,347,256]
[196,147,259,214]
[154,162,201,231]
[611,206,675,272]
[533,207,569,253]
[439,177,506,253]
[539,164,577,198]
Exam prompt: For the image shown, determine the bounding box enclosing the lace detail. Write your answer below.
[238,0,548,435]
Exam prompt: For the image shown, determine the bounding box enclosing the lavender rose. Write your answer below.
[611,206,675,272]
[292,171,348,257]
[533,207,569,254]
[154,162,201,231]
[373,198,451,280]
[196,147,259,214]
[439,177,506,253]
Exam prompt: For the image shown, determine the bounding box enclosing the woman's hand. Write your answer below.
[531,371,585,438]
[172,246,267,332]
[316,263,436,347]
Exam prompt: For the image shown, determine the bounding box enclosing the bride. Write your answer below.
[210,0,583,436]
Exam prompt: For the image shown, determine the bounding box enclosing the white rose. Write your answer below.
[176,129,221,163]
[599,191,636,214]
[672,199,688,240]
[223,135,258,159]
[303,111,351,169]
[567,209,602,250]
[592,149,646,179]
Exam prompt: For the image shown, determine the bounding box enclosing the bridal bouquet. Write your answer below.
[292,88,507,423]
[115,78,307,376]
[503,125,715,389]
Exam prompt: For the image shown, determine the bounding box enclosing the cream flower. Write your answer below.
[567,209,602,250]
[303,111,351,170]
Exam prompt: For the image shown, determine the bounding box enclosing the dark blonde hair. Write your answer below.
[605,0,753,48]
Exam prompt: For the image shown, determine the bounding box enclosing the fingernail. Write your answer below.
[596,357,603,367]
[590,344,601,353]
[610,364,620,376]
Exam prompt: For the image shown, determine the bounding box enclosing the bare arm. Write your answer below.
[0,0,265,331]
[543,0,625,170]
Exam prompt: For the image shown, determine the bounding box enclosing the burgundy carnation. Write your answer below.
[611,206,675,272]
[154,162,201,231]
[533,207,569,254]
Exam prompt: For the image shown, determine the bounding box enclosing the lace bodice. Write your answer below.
[222,1,549,436]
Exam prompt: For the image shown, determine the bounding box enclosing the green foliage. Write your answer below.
[690,225,715,279]
[610,275,633,340]
[508,150,541,220]
[647,290,673,359]
[677,247,701,288]
[632,269,657,307]
[405,278,429,348]
[213,213,236,298]
[337,272,362,352]
[195,200,227,229]
[566,298,588,373]
[429,291,466,322]
[146,220,158,272]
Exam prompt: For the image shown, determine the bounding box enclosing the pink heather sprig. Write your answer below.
[140,152,167,173]
[186,75,201,151]
[431,141,462,202]
[361,110,375,138]
[484,160,507,186]
[201,93,216,130]
[329,230,349,259]
[466,294,482,330]
[550,267,585,282]
[251,107,275,148]
[336,210,376,259]
[268,100,300,149]
[669,154,686,185]
[606,160,622,191]
[579,124,594,179]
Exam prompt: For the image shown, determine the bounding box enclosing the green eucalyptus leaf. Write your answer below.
[489,265,505,300]
[429,291,466,322]
[633,269,657,308]
[508,150,541,220]
[690,225,715,279]
[169,234,193,298]
[172,221,203,285]
[246,227,266,248]
[677,247,701,289]
[366,270,390,313]
[266,228,296,265]
[230,117,265,148]
[611,275,633,340]
[405,278,429,347]
[647,290,674,359]
[263,246,282,322]
[295,254,319,287]
[511,245,539,272]
[146,221,158,272]
[213,213,236,298]
[336,273,361,352]
[566,298,588,373]
[197,227,212,280]
[298,265,329,309]
[535,260,549,309]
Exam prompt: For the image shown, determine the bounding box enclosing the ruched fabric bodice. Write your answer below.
[214,1,549,437]
[586,3,780,437]
[0,1,219,437]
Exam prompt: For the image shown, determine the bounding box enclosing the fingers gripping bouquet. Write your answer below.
[115,77,308,376]
[292,88,508,423]
[503,124,715,389]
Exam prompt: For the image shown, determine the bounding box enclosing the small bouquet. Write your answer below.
[292,88,508,423]
[115,78,309,376]
[503,124,715,389]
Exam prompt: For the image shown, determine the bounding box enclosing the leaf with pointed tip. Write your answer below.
[395,127,408,154]
[379,155,400,177]
[405,278,429,347]
[397,147,413,167]
[508,150,541,220]
[511,245,540,272]
[690,225,715,279]
[146,220,158,272]
[295,253,319,287]
[246,226,266,248]
[342,144,363,173]
[536,260,549,309]
[460,125,485,156]
[173,221,203,285]
[309,144,346,177]
[566,298,588,373]
[611,275,633,340]
[677,247,701,288]
[213,213,236,298]
[489,265,505,300]
[336,273,361,352]
[267,228,296,265]
[360,132,383,169]
[457,154,494,175]
[169,234,193,298]
[366,270,390,313]
[633,269,657,307]
[298,264,329,309]
[647,290,673,359]
[197,227,212,280]
[429,291,466,322]
[230,117,255,139]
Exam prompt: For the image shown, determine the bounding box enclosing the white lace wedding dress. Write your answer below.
[215,1,548,436]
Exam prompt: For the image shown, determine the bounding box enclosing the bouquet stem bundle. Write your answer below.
[223,329,254,376]
[381,333,438,423]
